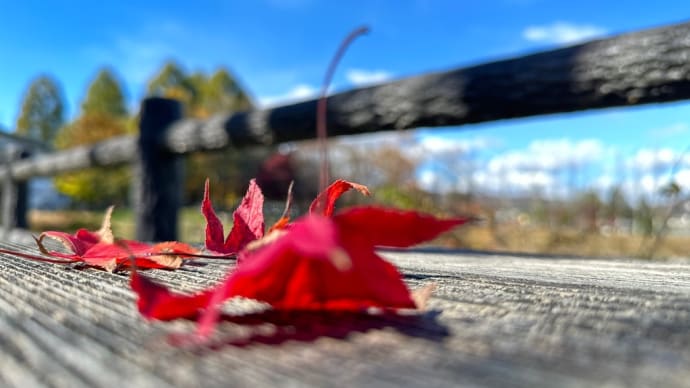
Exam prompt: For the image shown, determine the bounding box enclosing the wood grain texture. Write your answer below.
[0,242,688,388]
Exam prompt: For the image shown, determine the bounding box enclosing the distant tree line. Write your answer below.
[13,61,254,208]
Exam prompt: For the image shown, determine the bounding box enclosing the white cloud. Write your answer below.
[415,137,601,197]
[627,148,679,171]
[444,138,611,198]
[404,135,498,170]
[417,136,493,154]
[675,169,690,188]
[346,69,393,86]
[418,169,439,191]
[523,22,606,44]
[258,84,318,107]
[487,139,605,173]
[409,133,690,201]
[474,169,554,191]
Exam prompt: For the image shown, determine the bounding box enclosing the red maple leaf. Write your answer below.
[129,27,474,343]
[130,180,472,340]
[309,179,370,216]
[223,208,465,311]
[203,178,265,254]
[36,205,118,257]
[130,270,216,320]
[2,206,203,272]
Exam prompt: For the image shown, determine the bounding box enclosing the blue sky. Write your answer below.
[2,0,690,199]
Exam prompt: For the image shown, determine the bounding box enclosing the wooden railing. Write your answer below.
[4,20,690,241]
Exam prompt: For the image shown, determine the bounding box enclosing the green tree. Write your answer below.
[54,68,131,207]
[147,61,196,106]
[54,114,131,206]
[81,69,128,118]
[147,63,253,118]
[200,69,253,116]
[15,75,65,144]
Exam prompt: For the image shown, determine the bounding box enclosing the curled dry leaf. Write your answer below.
[17,207,203,272]
[36,205,116,257]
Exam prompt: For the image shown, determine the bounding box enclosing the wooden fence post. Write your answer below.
[2,145,29,232]
[135,97,183,242]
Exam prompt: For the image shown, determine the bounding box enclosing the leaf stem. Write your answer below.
[317,26,370,196]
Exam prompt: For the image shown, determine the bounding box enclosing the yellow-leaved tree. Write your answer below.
[54,68,133,207]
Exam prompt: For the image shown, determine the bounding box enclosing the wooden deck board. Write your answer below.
[0,243,688,387]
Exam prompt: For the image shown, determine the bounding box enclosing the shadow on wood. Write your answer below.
[175,310,450,350]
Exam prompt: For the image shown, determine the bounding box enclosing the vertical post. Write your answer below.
[135,97,183,242]
[2,145,29,231]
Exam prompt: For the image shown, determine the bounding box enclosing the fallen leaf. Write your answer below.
[309,179,370,216]
[131,201,471,339]
[203,178,265,254]
[36,205,116,257]
[266,181,294,234]
[131,270,215,320]
[28,207,204,272]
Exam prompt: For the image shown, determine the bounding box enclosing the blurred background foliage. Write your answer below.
[10,62,690,259]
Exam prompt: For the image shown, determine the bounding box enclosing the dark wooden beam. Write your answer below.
[162,20,690,152]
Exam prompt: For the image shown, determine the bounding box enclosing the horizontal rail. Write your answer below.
[0,136,136,180]
[163,19,690,150]
[3,20,690,182]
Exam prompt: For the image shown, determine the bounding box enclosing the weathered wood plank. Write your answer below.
[0,136,136,181]
[0,243,688,388]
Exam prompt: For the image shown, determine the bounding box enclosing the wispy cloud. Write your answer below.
[522,22,606,44]
[414,135,496,156]
[417,137,616,196]
[488,139,606,173]
[346,69,393,86]
[647,122,690,139]
[258,84,318,107]
[627,148,678,171]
